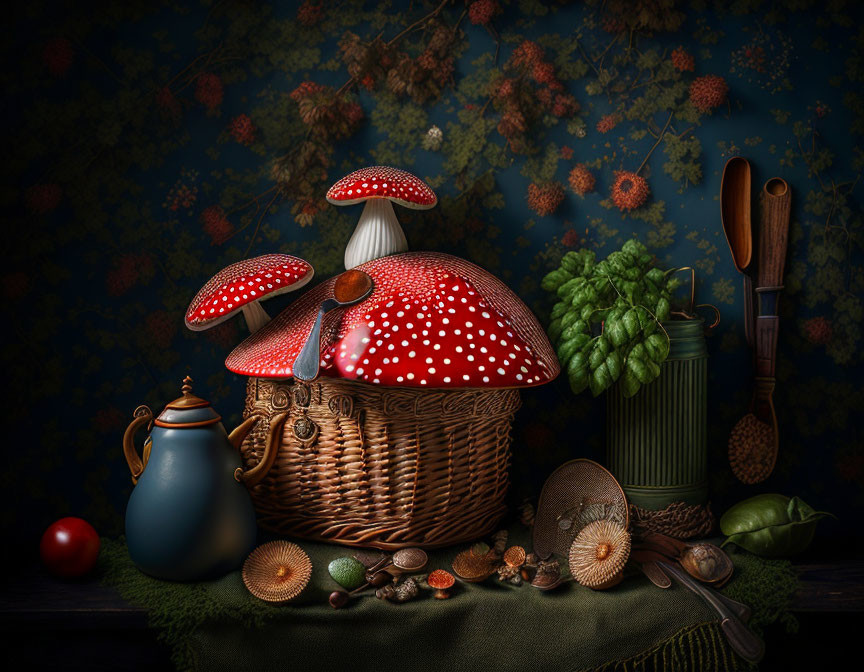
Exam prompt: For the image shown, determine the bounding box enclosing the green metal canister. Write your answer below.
[607,318,708,510]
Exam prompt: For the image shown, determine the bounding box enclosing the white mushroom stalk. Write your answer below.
[326,166,438,270]
[344,198,408,270]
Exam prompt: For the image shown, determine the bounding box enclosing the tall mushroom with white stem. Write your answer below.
[326,166,437,269]
[185,253,313,334]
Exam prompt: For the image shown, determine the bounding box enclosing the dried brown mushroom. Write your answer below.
[568,519,631,590]
[242,541,313,603]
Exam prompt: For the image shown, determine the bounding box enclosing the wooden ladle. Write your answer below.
[293,269,374,382]
[720,156,755,346]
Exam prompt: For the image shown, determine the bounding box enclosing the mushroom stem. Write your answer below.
[344,198,408,269]
[241,301,271,333]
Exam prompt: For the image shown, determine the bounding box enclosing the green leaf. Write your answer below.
[623,309,640,339]
[605,350,623,381]
[541,268,573,292]
[547,318,563,343]
[621,367,641,397]
[606,319,629,348]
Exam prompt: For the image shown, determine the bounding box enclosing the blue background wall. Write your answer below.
[3,0,862,547]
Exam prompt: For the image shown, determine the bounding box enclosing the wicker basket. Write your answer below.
[239,376,521,550]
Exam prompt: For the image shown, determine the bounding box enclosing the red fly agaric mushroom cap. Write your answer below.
[427,569,455,590]
[225,252,559,388]
[185,254,313,331]
[326,166,437,209]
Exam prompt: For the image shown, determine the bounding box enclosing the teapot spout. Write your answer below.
[228,415,260,451]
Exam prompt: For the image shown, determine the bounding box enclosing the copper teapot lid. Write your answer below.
[155,376,222,427]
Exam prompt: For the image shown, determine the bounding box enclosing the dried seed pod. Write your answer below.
[375,583,397,601]
[452,549,497,582]
[531,559,561,591]
[491,529,508,557]
[568,519,631,590]
[242,541,312,604]
[519,500,536,527]
[503,545,526,568]
[497,564,522,585]
[393,577,420,602]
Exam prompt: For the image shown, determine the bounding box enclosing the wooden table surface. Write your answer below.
[1,561,862,670]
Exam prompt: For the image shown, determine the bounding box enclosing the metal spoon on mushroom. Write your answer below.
[293,269,374,382]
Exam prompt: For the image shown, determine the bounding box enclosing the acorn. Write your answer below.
[568,519,631,590]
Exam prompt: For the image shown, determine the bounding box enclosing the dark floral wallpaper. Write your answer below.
[3,0,862,550]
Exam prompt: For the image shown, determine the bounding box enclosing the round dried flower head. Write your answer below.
[689,75,729,113]
[526,182,565,217]
[568,164,596,196]
[803,316,832,345]
[243,541,313,603]
[468,0,500,26]
[670,47,695,72]
[568,519,630,590]
[611,171,650,211]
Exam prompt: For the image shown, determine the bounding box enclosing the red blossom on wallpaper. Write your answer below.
[42,38,74,76]
[2,272,31,301]
[229,114,256,145]
[511,40,543,67]
[560,146,574,160]
[156,86,182,123]
[205,319,240,349]
[195,72,224,113]
[200,205,233,245]
[568,164,596,196]
[610,171,650,211]
[552,93,579,118]
[296,1,323,26]
[92,408,125,433]
[469,0,500,26]
[689,75,728,113]
[145,310,178,349]
[526,182,565,217]
[106,254,143,296]
[561,229,581,247]
[24,183,62,214]
[670,46,695,72]
[803,316,833,345]
[596,113,620,134]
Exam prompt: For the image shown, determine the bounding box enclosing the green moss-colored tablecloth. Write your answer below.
[99,526,797,672]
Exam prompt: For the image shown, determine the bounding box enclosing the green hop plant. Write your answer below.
[542,238,682,398]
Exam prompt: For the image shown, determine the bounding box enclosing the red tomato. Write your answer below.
[40,517,101,578]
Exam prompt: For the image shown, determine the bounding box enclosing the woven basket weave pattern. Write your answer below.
[241,377,521,549]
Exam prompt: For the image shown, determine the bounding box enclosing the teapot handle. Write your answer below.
[123,405,153,484]
[234,412,288,488]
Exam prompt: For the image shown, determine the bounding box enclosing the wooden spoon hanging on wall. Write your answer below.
[728,177,791,484]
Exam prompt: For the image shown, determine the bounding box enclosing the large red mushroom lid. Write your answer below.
[326,166,437,209]
[225,252,559,388]
[185,253,313,332]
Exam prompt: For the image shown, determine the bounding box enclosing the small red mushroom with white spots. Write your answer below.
[326,166,437,269]
[185,253,313,334]
[225,252,559,388]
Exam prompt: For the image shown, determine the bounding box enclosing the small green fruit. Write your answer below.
[328,557,367,590]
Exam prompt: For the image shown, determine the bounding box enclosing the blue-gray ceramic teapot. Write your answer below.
[122,376,286,581]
